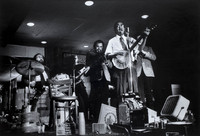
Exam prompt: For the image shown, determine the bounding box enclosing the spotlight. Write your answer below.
[85,0,94,6]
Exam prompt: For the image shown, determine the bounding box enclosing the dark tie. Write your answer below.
[120,37,128,50]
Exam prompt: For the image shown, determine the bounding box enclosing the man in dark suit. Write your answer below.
[85,40,111,122]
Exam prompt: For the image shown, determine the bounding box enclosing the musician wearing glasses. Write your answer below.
[105,21,139,107]
[85,40,111,122]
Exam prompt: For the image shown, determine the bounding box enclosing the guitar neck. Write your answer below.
[129,25,157,52]
[129,34,146,52]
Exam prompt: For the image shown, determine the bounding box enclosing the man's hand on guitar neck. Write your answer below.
[144,27,151,36]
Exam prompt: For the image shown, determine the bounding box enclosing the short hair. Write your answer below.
[114,21,125,28]
[33,53,45,60]
[93,40,105,49]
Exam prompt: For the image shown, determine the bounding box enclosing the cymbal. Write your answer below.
[16,60,44,76]
[0,67,21,82]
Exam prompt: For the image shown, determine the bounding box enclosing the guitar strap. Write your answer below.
[102,62,111,82]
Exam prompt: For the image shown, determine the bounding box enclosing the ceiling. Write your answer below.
[0,0,199,53]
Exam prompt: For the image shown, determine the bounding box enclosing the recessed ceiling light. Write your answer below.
[27,22,35,27]
[41,41,47,44]
[141,15,149,19]
[85,0,94,6]
[84,45,89,48]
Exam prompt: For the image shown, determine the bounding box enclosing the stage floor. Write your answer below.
[0,121,199,136]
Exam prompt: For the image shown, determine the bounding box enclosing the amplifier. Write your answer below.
[130,108,157,128]
[161,95,190,120]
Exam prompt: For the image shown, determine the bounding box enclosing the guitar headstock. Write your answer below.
[142,24,157,37]
[148,24,157,31]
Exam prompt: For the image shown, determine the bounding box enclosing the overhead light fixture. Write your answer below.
[141,15,149,19]
[27,22,35,27]
[41,41,47,44]
[85,0,94,6]
[84,45,89,48]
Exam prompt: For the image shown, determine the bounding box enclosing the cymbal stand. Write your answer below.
[72,68,76,96]
[24,60,32,108]
[8,59,16,111]
[72,58,78,124]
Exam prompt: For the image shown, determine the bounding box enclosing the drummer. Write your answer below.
[21,53,50,111]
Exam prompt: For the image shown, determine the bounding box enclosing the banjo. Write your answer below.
[112,25,157,69]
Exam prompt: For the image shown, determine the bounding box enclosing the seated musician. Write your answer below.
[21,53,50,112]
[104,21,139,107]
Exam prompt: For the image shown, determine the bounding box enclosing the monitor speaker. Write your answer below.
[160,95,190,120]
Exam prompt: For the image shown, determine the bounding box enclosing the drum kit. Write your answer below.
[1,56,78,111]
[0,57,45,111]
[16,59,45,108]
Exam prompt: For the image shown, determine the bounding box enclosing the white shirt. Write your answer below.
[105,35,136,61]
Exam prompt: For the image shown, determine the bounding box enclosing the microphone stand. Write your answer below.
[72,56,78,124]
[126,27,134,94]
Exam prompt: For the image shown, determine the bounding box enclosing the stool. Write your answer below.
[52,96,77,129]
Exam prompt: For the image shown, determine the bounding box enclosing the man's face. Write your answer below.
[114,22,125,36]
[35,54,44,63]
[95,43,103,53]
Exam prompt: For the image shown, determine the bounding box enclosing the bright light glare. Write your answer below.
[27,22,35,27]
[141,15,149,19]
[84,45,89,48]
[85,0,94,6]
[41,41,47,44]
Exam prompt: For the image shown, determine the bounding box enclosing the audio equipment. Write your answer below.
[160,95,190,121]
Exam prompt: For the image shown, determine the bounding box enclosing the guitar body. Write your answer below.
[112,50,131,69]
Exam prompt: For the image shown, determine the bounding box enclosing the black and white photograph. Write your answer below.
[0,0,199,135]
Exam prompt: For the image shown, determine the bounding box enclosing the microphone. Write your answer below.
[126,27,129,33]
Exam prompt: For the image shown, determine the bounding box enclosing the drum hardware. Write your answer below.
[8,58,20,111]
[16,60,45,109]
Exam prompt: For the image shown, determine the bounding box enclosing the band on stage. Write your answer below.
[0,21,157,130]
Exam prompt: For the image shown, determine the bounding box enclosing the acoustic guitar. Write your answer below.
[112,25,157,69]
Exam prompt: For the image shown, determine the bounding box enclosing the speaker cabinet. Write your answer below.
[160,95,190,120]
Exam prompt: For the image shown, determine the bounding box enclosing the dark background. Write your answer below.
[0,0,199,130]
